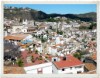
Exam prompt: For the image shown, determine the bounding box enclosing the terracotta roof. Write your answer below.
[21,52,46,67]
[17,42,32,48]
[91,53,97,60]
[44,54,53,61]
[4,66,25,74]
[81,70,96,74]
[4,35,23,40]
[84,63,96,71]
[53,55,83,69]
[4,34,29,40]
[21,51,28,59]
[85,70,96,74]
[17,42,23,46]
[51,44,63,49]
[55,43,63,47]
[24,59,45,67]
[51,46,57,49]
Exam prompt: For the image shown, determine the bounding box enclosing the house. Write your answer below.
[22,19,28,25]
[35,44,43,53]
[24,62,52,74]
[4,34,33,51]
[27,26,36,33]
[52,55,84,74]
[4,21,12,36]
[11,25,28,34]
[5,33,33,41]
[48,46,57,56]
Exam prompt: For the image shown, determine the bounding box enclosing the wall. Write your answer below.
[24,62,52,74]
[48,47,57,55]
[11,26,23,33]
[24,35,33,41]
[52,63,58,73]
[53,64,84,74]
[58,65,84,74]
[51,48,57,56]
[36,46,43,53]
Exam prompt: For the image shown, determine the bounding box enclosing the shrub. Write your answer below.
[16,59,23,67]
[35,50,38,54]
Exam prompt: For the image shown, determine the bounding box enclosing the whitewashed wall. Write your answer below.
[24,62,52,74]
[53,64,84,74]
[11,26,23,33]
[48,47,57,56]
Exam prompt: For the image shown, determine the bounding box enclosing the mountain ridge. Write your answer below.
[4,7,96,22]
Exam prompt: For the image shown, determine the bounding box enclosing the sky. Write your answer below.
[4,4,96,14]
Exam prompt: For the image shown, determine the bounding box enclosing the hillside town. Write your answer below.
[4,7,97,74]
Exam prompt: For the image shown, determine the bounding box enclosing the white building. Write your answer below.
[4,34,33,51]
[11,25,28,33]
[36,44,43,53]
[56,36,60,44]
[48,46,57,56]
[24,62,52,74]
[52,55,84,74]
[23,19,28,25]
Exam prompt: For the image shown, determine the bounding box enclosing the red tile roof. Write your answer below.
[21,51,28,59]
[4,35,24,40]
[84,63,96,71]
[21,51,47,67]
[53,55,83,69]
[91,53,97,60]
[4,34,29,40]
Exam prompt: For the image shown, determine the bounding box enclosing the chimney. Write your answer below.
[52,57,60,62]
[63,56,67,61]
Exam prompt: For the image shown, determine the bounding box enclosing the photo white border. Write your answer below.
[0,0,100,78]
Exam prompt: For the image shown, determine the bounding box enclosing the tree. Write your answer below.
[64,35,66,38]
[19,18,22,22]
[59,31,63,35]
[38,56,42,60]
[79,26,88,30]
[35,50,38,54]
[91,38,95,41]
[33,44,35,48]
[49,26,52,30]
[73,53,81,60]
[32,33,35,37]
[41,36,47,43]
[46,30,48,34]
[16,59,23,67]
[28,47,31,53]
[31,56,34,62]
[88,22,97,29]
[57,29,63,35]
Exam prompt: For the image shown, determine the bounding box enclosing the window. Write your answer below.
[62,68,65,71]
[54,59,56,62]
[70,67,72,69]
[24,30,26,32]
[75,66,82,68]
[77,71,81,74]
[37,68,43,74]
